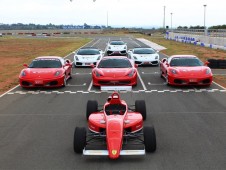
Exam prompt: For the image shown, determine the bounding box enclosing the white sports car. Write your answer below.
[74,47,104,67]
[106,40,127,56]
[127,47,159,66]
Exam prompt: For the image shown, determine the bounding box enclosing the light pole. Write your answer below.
[203,4,207,35]
[163,6,166,29]
[170,12,173,30]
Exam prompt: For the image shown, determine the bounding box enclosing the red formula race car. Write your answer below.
[92,56,138,87]
[160,55,213,86]
[19,56,72,88]
[73,92,156,159]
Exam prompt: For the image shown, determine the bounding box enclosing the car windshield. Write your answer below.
[110,41,125,45]
[133,48,156,54]
[98,58,132,68]
[29,59,62,68]
[77,49,100,55]
[170,57,203,67]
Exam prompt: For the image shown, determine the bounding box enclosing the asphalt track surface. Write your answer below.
[0,36,226,170]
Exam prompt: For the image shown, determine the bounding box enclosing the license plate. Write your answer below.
[189,79,197,82]
[144,62,150,64]
[35,80,43,84]
[85,63,91,65]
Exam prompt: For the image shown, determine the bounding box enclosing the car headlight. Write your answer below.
[133,56,137,60]
[21,71,26,77]
[108,46,111,49]
[55,71,62,77]
[75,56,79,61]
[127,69,135,77]
[95,70,102,77]
[171,69,177,74]
[155,55,159,60]
[124,46,127,49]
[206,68,211,74]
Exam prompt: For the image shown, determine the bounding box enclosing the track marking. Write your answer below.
[129,38,141,47]
[0,85,20,98]
[88,80,93,91]
[4,89,226,95]
[91,39,101,47]
[137,72,147,91]
[67,83,86,87]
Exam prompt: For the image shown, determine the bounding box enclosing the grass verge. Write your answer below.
[0,37,91,94]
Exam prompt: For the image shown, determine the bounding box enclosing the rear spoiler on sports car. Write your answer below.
[83,149,145,156]
[101,86,132,91]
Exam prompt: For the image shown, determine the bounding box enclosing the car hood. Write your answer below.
[96,68,133,77]
[22,68,63,79]
[75,55,100,61]
[133,54,158,59]
[109,45,126,51]
[170,66,211,76]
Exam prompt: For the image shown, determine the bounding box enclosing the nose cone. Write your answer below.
[106,117,123,159]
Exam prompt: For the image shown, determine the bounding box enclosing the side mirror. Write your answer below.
[23,64,28,67]
[204,61,209,66]
[162,58,167,63]
[156,50,159,53]
[90,64,95,68]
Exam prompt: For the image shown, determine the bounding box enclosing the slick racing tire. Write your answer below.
[143,126,156,152]
[74,127,86,153]
[135,100,146,120]
[86,100,98,120]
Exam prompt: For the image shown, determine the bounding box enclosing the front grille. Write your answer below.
[98,81,131,85]
[174,79,184,84]
[151,61,159,65]
[75,62,82,65]
[202,79,211,84]
[135,61,142,64]
[22,81,32,86]
[47,81,58,86]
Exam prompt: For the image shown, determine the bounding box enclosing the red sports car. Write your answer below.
[160,55,213,86]
[92,56,138,86]
[19,56,72,88]
[73,92,156,159]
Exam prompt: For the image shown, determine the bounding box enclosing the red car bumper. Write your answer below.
[168,75,213,86]
[92,75,137,86]
[19,76,65,88]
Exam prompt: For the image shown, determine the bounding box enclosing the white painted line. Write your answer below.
[129,38,141,47]
[88,81,93,92]
[91,39,100,47]
[137,72,147,91]
[67,83,86,87]
[0,85,20,98]
[213,81,226,90]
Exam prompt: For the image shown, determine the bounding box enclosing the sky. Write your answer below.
[0,0,225,28]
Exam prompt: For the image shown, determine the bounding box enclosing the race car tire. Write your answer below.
[135,100,146,120]
[74,127,86,153]
[86,100,98,120]
[143,126,156,152]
